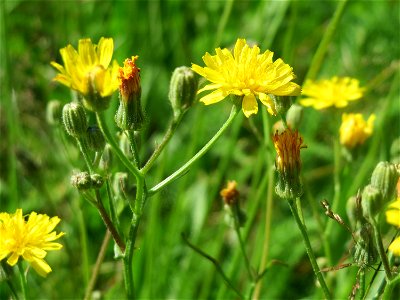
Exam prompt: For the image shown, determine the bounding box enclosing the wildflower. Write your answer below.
[51,37,119,111]
[339,113,375,148]
[300,77,364,109]
[273,128,306,199]
[115,56,145,130]
[220,180,240,205]
[0,209,64,277]
[385,198,400,256]
[191,38,301,118]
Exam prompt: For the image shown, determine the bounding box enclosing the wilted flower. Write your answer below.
[300,77,364,109]
[273,128,306,199]
[0,209,64,277]
[339,113,375,148]
[191,38,301,118]
[51,37,119,111]
[385,198,400,256]
[220,180,240,205]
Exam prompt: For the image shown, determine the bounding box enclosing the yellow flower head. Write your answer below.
[300,77,364,109]
[385,198,400,256]
[191,38,301,118]
[339,113,375,148]
[273,128,306,199]
[118,56,141,102]
[51,37,119,110]
[0,209,65,277]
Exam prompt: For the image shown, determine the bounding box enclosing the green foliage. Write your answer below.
[1,0,399,299]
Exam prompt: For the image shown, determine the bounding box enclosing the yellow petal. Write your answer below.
[242,93,258,118]
[30,257,52,277]
[389,237,400,256]
[97,37,113,68]
[199,89,226,105]
[79,38,97,67]
[258,93,276,115]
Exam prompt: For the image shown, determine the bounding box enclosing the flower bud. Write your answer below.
[90,174,104,189]
[272,94,292,117]
[71,172,92,190]
[370,161,399,203]
[353,222,378,268]
[220,181,240,206]
[361,185,383,219]
[286,104,303,129]
[86,125,105,152]
[115,56,145,130]
[46,100,62,125]
[273,129,306,199]
[62,102,87,138]
[99,144,113,172]
[168,66,198,118]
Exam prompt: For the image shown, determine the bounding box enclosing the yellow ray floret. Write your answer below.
[191,38,301,118]
[339,113,375,148]
[0,209,64,277]
[386,198,400,256]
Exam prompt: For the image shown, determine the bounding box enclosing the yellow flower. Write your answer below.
[300,77,364,109]
[385,198,400,256]
[273,128,306,199]
[191,38,301,118]
[339,113,375,148]
[51,37,119,110]
[0,209,65,277]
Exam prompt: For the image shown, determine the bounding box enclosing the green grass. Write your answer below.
[1,0,399,299]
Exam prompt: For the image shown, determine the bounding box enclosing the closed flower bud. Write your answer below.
[370,161,399,203]
[46,100,62,125]
[99,144,113,172]
[71,172,92,190]
[353,222,378,268]
[86,125,105,152]
[169,66,198,118]
[272,94,292,117]
[115,56,145,130]
[286,104,303,129]
[62,102,87,138]
[90,174,104,189]
[362,185,383,219]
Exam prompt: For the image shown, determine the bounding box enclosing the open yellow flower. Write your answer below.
[300,77,364,109]
[191,38,301,118]
[0,209,64,277]
[339,113,375,148]
[385,198,400,256]
[51,37,119,110]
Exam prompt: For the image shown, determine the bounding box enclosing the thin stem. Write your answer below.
[370,218,392,281]
[96,112,142,180]
[84,230,111,300]
[358,270,365,300]
[288,198,331,299]
[214,0,235,47]
[148,104,239,195]
[304,0,349,81]
[95,190,126,252]
[76,138,94,174]
[123,214,140,300]
[106,178,120,232]
[125,130,140,168]
[182,233,244,299]
[17,262,28,300]
[141,113,184,174]
[383,272,400,300]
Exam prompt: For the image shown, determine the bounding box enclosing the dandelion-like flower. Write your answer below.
[339,113,375,148]
[300,77,364,109]
[0,209,65,277]
[385,198,400,256]
[191,38,301,118]
[273,128,306,199]
[51,37,119,111]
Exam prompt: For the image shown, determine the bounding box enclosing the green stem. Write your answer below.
[304,0,349,81]
[370,218,392,281]
[76,138,93,174]
[182,233,244,299]
[96,112,142,180]
[358,270,365,300]
[95,190,126,252]
[148,104,239,195]
[125,130,140,168]
[383,272,400,300]
[17,262,28,300]
[141,113,185,174]
[288,198,331,299]
[105,178,120,232]
[214,0,234,47]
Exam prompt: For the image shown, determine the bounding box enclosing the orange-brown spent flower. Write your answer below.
[220,181,240,205]
[118,56,141,101]
[273,128,306,199]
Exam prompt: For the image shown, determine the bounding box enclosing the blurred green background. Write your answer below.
[1,0,399,299]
